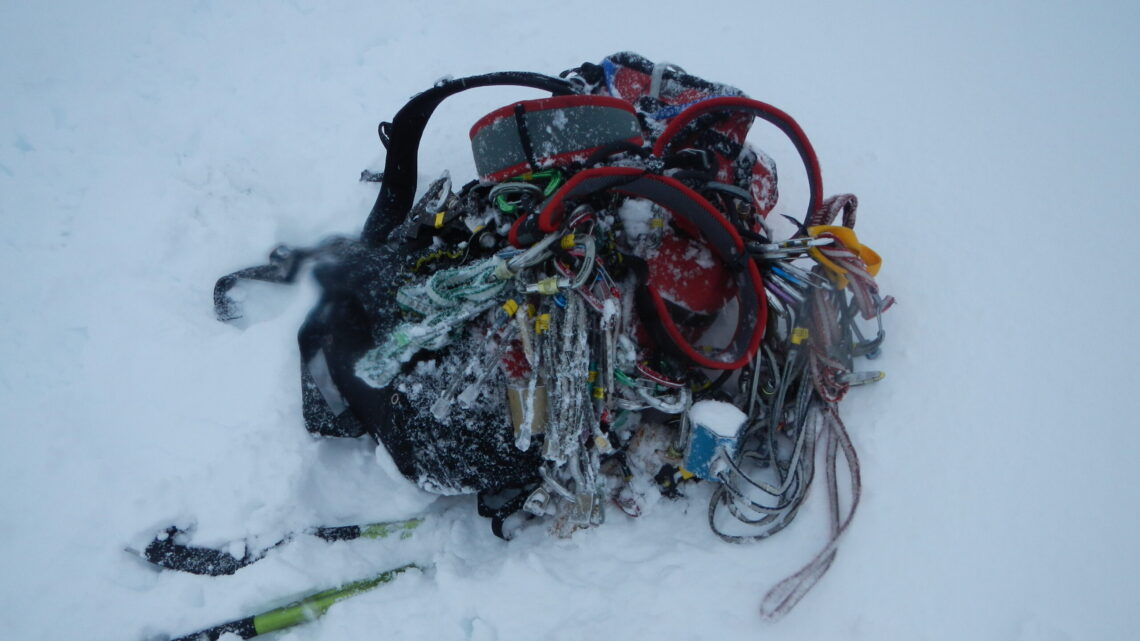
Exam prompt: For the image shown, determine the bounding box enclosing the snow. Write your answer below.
[2,1,1139,640]
[616,197,657,240]
[689,400,747,438]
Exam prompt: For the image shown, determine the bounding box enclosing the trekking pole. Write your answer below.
[141,517,425,576]
[169,563,421,641]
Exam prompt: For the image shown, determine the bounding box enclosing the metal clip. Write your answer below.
[777,261,835,291]
[850,294,888,359]
[839,370,885,386]
[749,237,834,259]
[524,486,553,516]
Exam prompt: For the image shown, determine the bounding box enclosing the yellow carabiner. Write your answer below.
[806,225,883,288]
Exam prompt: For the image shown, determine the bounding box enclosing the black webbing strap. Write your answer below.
[477,484,537,540]
[361,73,575,247]
[512,102,539,173]
[212,238,355,323]
[213,245,308,322]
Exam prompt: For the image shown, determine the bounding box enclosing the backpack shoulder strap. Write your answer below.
[361,73,576,247]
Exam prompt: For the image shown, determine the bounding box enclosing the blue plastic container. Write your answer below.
[683,401,747,481]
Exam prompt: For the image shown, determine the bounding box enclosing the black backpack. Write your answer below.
[214,53,887,556]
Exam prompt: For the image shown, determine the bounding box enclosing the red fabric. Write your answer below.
[607,66,710,107]
[647,232,736,315]
[644,260,765,371]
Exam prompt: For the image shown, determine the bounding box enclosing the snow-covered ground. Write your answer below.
[3,2,1138,639]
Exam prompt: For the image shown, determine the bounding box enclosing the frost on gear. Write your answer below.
[214,52,893,617]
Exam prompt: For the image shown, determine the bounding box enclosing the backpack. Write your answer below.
[215,53,891,611]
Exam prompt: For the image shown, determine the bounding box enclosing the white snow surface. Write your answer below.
[2,2,1139,640]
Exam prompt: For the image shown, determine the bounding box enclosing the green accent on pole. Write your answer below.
[359,517,424,540]
[251,564,418,636]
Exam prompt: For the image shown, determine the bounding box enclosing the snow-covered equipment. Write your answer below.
[205,51,894,622]
[683,400,747,481]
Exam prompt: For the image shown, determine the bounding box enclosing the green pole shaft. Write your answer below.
[170,564,419,641]
[357,517,424,540]
[311,516,424,542]
[252,564,417,635]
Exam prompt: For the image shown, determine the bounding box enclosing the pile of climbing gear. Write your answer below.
[168,52,893,637]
